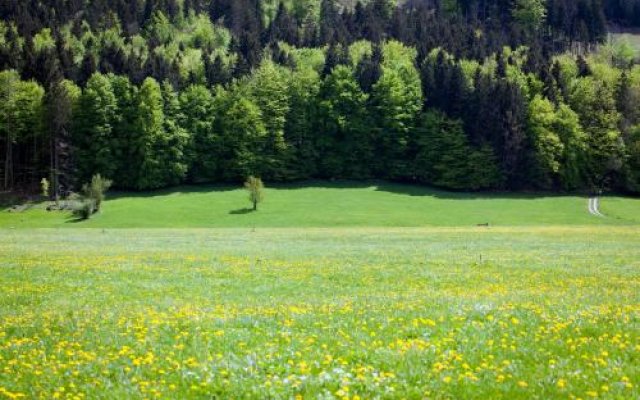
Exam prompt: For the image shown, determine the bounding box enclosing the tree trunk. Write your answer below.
[253,200,257,211]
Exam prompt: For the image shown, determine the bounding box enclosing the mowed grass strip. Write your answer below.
[0,227,639,399]
[2,181,640,228]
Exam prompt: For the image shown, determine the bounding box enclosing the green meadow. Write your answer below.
[1,183,639,399]
[1,182,639,228]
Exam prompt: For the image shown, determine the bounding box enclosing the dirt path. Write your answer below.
[588,197,605,217]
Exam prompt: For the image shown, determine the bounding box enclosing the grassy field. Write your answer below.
[1,183,639,398]
[1,227,639,399]
[1,181,640,228]
[609,32,640,55]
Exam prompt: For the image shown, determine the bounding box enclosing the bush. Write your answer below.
[81,174,112,212]
[72,199,96,220]
[69,174,112,220]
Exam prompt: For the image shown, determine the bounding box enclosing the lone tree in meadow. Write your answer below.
[245,176,264,211]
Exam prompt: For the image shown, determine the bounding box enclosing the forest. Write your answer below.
[1,0,640,196]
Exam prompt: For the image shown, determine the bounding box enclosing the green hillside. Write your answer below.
[2,182,639,228]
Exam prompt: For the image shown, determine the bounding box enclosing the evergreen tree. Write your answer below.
[414,111,501,190]
[179,84,216,182]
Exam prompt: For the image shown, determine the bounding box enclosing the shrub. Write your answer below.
[69,174,112,220]
[40,178,50,198]
[82,174,112,212]
[72,199,96,220]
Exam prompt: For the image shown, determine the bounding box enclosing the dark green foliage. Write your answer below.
[179,84,217,182]
[1,0,640,195]
[215,89,267,181]
[317,65,372,178]
[371,41,422,179]
[133,77,187,190]
[414,111,501,190]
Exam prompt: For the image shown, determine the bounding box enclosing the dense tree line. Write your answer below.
[1,0,640,195]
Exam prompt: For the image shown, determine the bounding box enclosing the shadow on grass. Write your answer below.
[107,183,239,201]
[274,180,585,200]
[65,215,88,224]
[101,179,609,202]
[229,208,255,215]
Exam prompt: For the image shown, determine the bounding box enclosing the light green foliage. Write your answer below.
[588,57,622,87]
[81,173,113,212]
[60,79,82,103]
[33,28,55,52]
[261,0,320,25]
[100,26,125,51]
[134,78,167,190]
[248,60,291,149]
[244,176,265,210]
[626,126,640,191]
[441,0,459,14]
[40,178,50,198]
[247,60,292,179]
[458,59,481,88]
[599,38,638,68]
[0,23,22,55]
[129,35,150,64]
[281,44,326,73]
[506,62,543,99]
[72,73,119,182]
[512,0,547,32]
[569,77,625,188]
[555,104,588,190]
[349,40,373,65]
[187,14,231,50]
[527,95,565,185]
[0,70,22,143]
[373,41,423,177]
[0,74,45,142]
[71,197,96,220]
[146,11,175,46]
[59,25,86,65]
[0,70,45,189]
[179,48,205,82]
[552,54,579,92]
[144,12,232,84]
[0,21,6,46]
